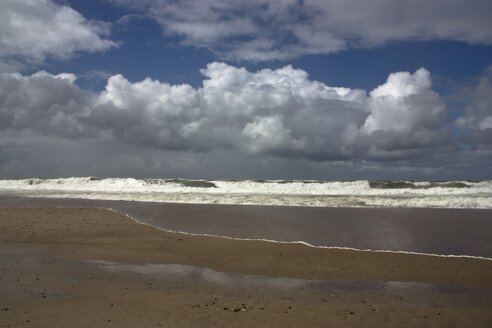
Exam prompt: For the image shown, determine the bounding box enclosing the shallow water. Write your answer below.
[92,259,487,296]
[1,197,491,258]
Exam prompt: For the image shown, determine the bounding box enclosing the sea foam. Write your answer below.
[0,177,491,209]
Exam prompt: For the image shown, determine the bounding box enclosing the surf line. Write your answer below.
[106,207,492,262]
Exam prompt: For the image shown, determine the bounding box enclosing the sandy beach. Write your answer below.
[1,207,492,327]
[2,0,492,326]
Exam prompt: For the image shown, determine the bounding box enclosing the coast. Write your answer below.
[1,206,492,327]
[1,197,492,257]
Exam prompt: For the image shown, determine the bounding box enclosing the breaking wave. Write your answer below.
[0,177,490,209]
[368,181,471,189]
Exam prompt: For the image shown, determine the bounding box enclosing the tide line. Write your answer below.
[106,207,492,262]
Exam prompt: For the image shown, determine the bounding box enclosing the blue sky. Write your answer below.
[1,0,492,179]
[43,1,492,91]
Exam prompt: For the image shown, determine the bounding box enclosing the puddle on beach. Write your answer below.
[2,242,491,312]
[91,260,483,296]
[91,260,309,291]
[2,243,482,297]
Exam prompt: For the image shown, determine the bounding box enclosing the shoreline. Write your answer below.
[112,207,492,261]
[1,207,492,288]
[1,196,492,258]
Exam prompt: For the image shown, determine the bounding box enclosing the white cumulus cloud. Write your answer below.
[0,63,453,166]
[363,70,432,136]
[360,68,449,155]
[0,0,116,69]
[92,74,202,149]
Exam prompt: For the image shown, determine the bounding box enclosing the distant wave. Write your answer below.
[368,181,471,189]
[0,177,491,209]
[145,179,217,188]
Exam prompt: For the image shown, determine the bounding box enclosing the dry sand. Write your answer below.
[1,207,491,327]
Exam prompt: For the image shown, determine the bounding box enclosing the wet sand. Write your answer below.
[1,197,492,257]
[1,207,492,327]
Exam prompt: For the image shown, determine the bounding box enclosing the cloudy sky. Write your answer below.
[1,0,492,180]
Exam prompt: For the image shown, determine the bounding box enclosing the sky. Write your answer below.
[1,0,492,180]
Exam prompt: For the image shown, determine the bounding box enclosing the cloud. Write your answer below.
[108,0,492,61]
[0,71,97,138]
[457,68,492,130]
[359,68,450,158]
[91,74,202,150]
[456,67,492,148]
[0,0,116,69]
[82,63,368,158]
[0,63,452,165]
[3,62,492,179]
[196,62,368,159]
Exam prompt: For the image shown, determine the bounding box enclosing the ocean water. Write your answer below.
[0,177,491,209]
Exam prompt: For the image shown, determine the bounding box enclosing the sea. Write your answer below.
[1,177,492,258]
[0,177,491,209]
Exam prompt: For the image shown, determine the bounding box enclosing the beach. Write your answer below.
[2,0,492,325]
[1,205,492,327]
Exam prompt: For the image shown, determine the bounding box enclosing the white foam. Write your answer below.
[0,177,491,208]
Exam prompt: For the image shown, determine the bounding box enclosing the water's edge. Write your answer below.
[1,196,491,260]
